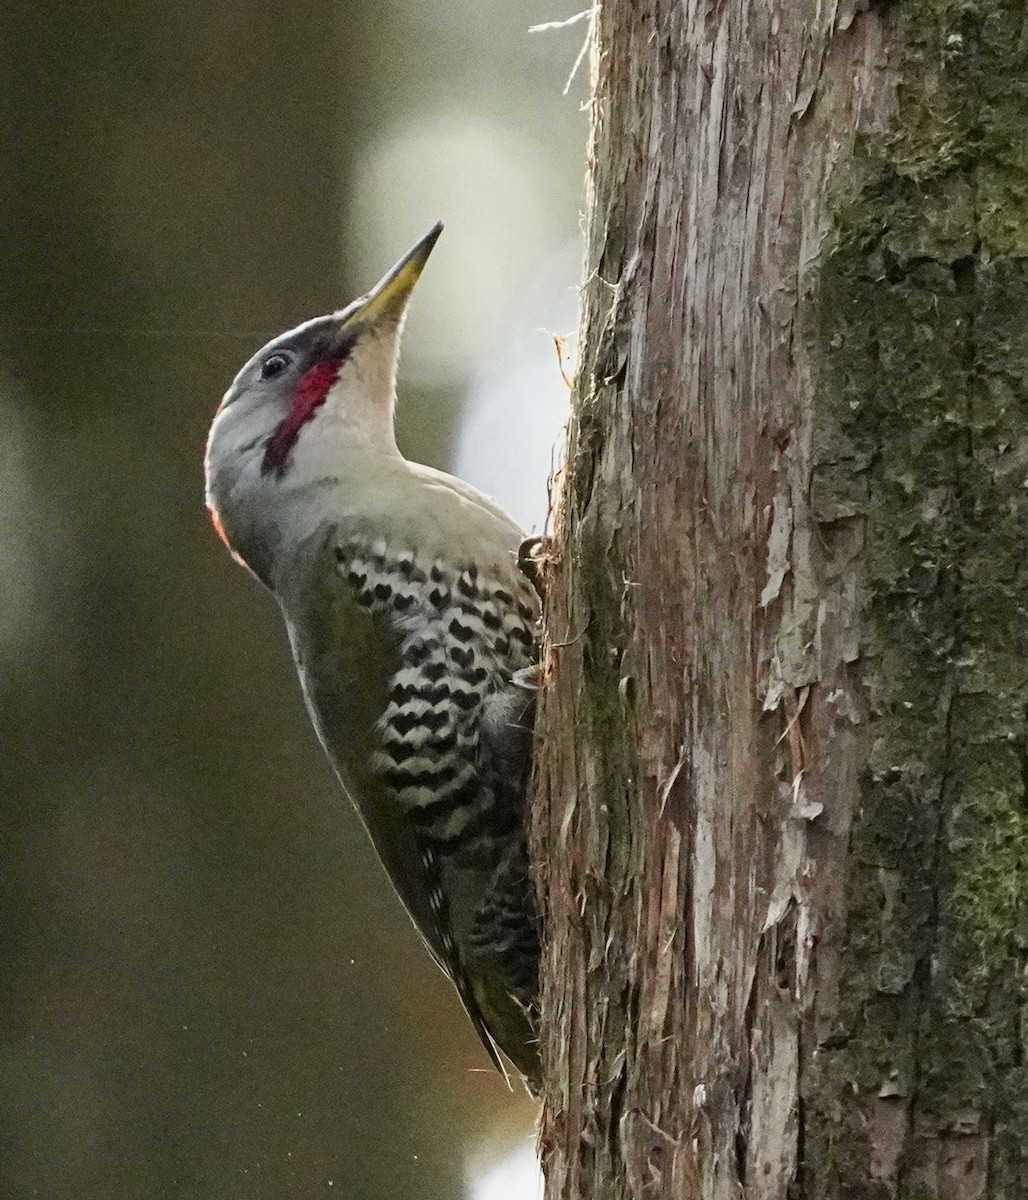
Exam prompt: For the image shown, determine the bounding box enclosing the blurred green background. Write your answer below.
[0,4,583,1197]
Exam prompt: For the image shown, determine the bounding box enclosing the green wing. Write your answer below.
[284,526,540,1087]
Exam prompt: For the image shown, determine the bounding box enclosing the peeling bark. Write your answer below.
[532,3,1028,1198]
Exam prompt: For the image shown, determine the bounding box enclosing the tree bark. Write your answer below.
[533,3,1028,1198]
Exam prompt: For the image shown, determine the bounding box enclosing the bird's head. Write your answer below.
[205,222,442,577]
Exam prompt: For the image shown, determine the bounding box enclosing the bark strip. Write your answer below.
[533,4,1028,1197]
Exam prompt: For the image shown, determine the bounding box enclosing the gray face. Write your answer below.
[210,308,369,485]
[204,312,341,548]
[220,311,351,422]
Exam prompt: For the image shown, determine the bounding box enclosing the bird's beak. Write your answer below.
[340,221,443,336]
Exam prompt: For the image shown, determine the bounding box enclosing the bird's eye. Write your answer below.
[261,353,291,380]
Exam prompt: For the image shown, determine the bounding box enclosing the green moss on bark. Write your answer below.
[808,3,1028,1194]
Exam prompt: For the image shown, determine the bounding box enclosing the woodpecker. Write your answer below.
[204,224,541,1089]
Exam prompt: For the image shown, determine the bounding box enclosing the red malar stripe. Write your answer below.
[262,358,343,476]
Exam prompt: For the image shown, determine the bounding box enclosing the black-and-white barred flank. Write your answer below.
[334,538,537,849]
[332,535,540,1035]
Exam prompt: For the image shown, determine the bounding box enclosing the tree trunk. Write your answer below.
[532,3,1028,1198]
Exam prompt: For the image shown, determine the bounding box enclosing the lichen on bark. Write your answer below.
[810,3,1028,1193]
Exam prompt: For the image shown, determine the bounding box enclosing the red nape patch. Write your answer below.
[209,503,231,549]
[262,358,343,476]
[209,504,258,578]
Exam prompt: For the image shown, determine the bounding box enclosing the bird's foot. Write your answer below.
[511,663,541,692]
[518,536,554,601]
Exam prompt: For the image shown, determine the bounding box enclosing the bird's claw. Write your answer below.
[511,664,541,692]
[518,536,554,601]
